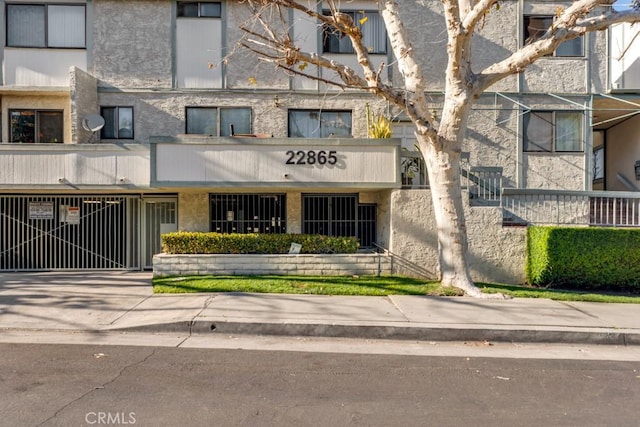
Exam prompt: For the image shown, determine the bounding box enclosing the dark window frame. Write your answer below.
[322,9,387,55]
[100,106,135,140]
[9,109,64,143]
[177,2,222,18]
[523,15,583,58]
[288,109,353,138]
[523,110,584,153]
[185,106,252,136]
[6,3,86,49]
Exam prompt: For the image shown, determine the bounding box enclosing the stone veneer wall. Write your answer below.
[70,67,98,144]
[153,254,392,277]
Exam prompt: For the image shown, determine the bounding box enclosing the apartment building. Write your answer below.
[0,1,638,284]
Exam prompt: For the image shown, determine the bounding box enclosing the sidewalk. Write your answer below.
[1,272,639,345]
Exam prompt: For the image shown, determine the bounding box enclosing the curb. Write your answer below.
[110,321,640,346]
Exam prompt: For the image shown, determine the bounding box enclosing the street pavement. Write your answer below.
[0,271,639,345]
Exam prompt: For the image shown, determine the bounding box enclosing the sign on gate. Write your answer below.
[29,201,54,220]
[66,206,80,225]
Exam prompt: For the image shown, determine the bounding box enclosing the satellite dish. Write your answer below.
[82,114,105,143]
[82,114,105,132]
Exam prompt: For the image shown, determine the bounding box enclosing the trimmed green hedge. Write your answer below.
[161,232,359,255]
[526,226,640,290]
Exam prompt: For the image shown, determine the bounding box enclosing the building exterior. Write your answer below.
[0,0,638,284]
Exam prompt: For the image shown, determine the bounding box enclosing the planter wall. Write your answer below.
[153,253,392,277]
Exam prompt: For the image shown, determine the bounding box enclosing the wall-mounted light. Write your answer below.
[57,177,65,183]
[273,95,281,108]
[635,161,640,180]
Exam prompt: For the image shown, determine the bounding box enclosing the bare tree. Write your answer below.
[239,0,640,297]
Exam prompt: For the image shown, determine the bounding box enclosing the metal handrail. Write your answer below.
[371,242,436,279]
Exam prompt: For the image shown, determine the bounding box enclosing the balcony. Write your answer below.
[0,143,150,189]
[150,136,401,189]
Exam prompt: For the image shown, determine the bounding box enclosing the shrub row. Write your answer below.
[526,226,640,290]
[161,232,359,255]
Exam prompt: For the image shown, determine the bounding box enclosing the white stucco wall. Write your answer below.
[389,190,527,284]
[92,0,172,88]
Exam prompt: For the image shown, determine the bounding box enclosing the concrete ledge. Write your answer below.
[153,253,392,277]
[111,320,640,346]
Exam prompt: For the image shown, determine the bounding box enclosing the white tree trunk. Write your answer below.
[418,135,507,298]
[416,135,479,296]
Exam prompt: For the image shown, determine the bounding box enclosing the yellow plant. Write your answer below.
[366,104,392,138]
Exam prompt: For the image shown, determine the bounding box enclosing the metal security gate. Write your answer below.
[357,204,377,247]
[210,194,286,234]
[302,194,377,248]
[143,197,177,269]
[0,195,141,271]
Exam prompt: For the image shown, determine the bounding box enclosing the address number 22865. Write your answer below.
[285,150,338,165]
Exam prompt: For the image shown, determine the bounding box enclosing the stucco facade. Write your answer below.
[0,0,638,283]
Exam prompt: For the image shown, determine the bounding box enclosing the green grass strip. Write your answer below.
[153,275,640,303]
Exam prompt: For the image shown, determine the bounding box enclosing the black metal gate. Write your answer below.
[0,195,140,270]
[210,194,286,234]
[302,194,376,247]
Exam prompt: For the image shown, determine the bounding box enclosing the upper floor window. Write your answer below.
[524,16,583,57]
[10,110,63,143]
[101,107,134,140]
[322,10,387,54]
[288,110,352,138]
[523,111,583,152]
[186,107,251,136]
[177,2,221,18]
[6,4,85,48]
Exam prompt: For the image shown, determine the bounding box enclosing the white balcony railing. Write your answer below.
[0,143,150,188]
[502,189,640,227]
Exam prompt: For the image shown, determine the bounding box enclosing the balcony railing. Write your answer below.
[151,136,401,189]
[463,166,503,206]
[502,189,640,227]
[0,143,150,188]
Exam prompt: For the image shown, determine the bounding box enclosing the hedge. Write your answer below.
[526,226,640,290]
[161,232,359,255]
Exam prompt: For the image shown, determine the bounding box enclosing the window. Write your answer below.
[288,110,352,138]
[593,145,605,182]
[177,2,221,18]
[524,16,582,57]
[101,107,134,140]
[6,4,85,48]
[9,110,63,143]
[186,107,251,136]
[210,194,286,234]
[322,10,387,54]
[523,111,583,152]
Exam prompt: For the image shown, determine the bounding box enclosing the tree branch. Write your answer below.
[462,0,499,33]
[476,6,640,93]
[380,1,436,138]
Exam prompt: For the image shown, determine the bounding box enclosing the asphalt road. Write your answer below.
[1,342,639,427]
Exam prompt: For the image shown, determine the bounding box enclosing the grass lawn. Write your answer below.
[152,275,640,304]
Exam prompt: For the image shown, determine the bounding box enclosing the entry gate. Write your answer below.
[143,197,178,269]
[302,194,377,248]
[0,195,141,270]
